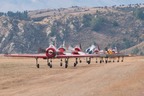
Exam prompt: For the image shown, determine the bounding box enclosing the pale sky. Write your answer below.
[0,0,143,12]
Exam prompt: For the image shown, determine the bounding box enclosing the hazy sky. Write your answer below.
[0,0,144,12]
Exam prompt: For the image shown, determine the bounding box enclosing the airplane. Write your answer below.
[4,43,129,68]
[4,44,99,68]
[85,44,104,54]
[104,47,126,63]
[57,44,84,67]
[85,44,128,63]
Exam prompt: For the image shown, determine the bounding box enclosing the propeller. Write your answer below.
[79,43,82,50]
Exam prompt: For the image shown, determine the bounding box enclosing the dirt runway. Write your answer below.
[0,56,144,96]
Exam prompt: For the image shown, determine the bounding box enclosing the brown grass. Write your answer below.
[0,56,144,96]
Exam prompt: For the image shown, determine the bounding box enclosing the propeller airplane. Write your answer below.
[4,43,129,68]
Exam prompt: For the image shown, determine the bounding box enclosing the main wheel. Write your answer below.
[48,63,52,68]
[87,61,90,64]
[49,64,52,68]
[74,63,77,67]
[105,60,108,63]
[36,64,40,68]
[60,62,63,66]
[100,60,102,63]
[65,63,68,68]
[48,62,50,67]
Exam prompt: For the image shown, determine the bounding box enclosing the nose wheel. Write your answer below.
[65,58,68,68]
[36,64,40,68]
[47,62,52,68]
[47,58,52,68]
[86,57,91,64]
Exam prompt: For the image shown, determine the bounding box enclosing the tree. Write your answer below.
[0,12,4,16]
[132,47,139,54]
[133,8,144,20]
[6,11,29,20]
[113,21,119,27]
[92,17,106,31]
[50,25,57,37]
[72,17,81,31]
[83,14,93,27]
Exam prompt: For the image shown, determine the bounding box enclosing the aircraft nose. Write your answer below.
[48,50,54,55]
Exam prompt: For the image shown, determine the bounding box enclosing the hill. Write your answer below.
[122,41,144,55]
[0,4,144,55]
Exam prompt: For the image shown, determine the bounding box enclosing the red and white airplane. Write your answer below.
[4,44,100,68]
[4,44,128,68]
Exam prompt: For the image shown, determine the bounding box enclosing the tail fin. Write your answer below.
[79,43,82,50]
[97,44,100,51]
[114,47,118,53]
[62,41,65,47]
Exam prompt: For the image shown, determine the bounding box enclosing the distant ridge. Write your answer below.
[122,42,144,55]
[0,5,144,55]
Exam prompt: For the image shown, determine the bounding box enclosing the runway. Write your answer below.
[0,56,144,96]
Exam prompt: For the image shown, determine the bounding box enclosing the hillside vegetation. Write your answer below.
[0,4,144,55]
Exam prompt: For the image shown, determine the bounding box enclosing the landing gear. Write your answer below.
[60,62,63,66]
[74,63,77,67]
[35,58,40,68]
[65,63,68,68]
[105,57,108,64]
[74,58,78,67]
[113,60,115,62]
[79,58,82,63]
[96,58,98,63]
[121,57,124,62]
[105,60,108,63]
[48,62,52,68]
[86,57,91,64]
[65,58,69,68]
[117,57,120,62]
[36,64,40,68]
[100,60,102,63]
[100,57,104,63]
[47,58,52,68]
[113,58,115,62]
[60,59,63,66]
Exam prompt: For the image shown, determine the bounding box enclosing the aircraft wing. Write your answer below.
[4,53,128,59]
[106,53,129,58]
[56,54,106,58]
[4,53,105,58]
[4,54,47,58]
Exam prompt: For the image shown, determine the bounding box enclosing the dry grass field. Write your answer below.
[0,56,144,96]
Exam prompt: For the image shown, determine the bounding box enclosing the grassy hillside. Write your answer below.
[0,4,144,55]
[122,41,144,55]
